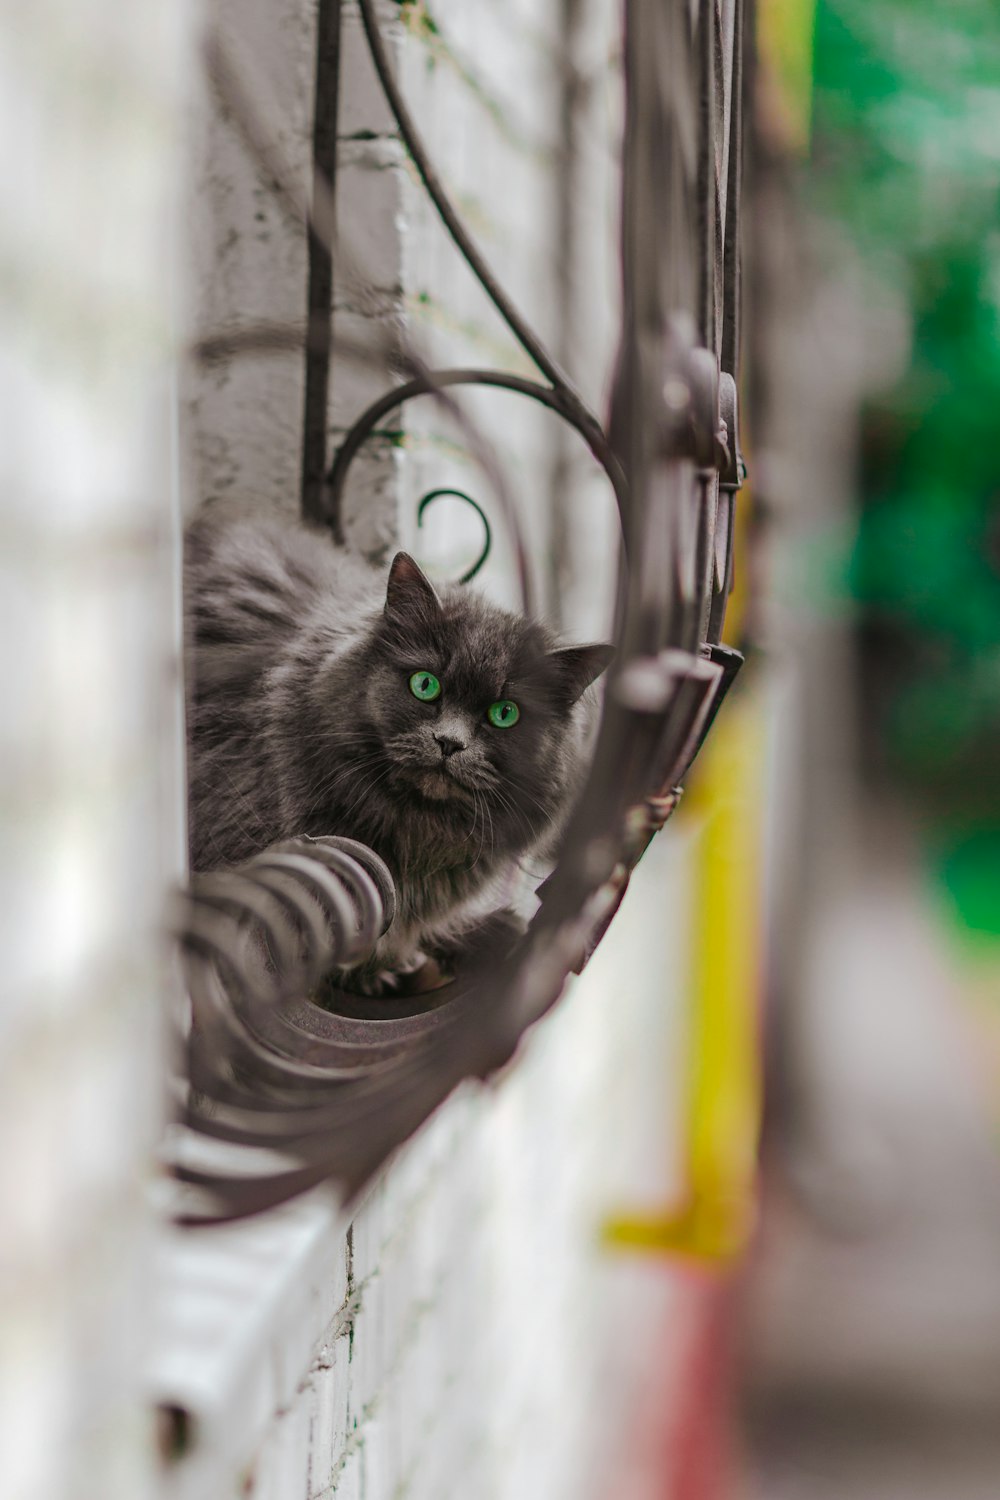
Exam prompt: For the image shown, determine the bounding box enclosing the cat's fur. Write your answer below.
[184,506,612,984]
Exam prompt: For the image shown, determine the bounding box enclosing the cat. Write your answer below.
[184,504,612,990]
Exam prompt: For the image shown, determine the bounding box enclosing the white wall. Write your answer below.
[244,833,695,1500]
[153,836,695,1500]
[166,3,696,1498]
[0,4,192,1499]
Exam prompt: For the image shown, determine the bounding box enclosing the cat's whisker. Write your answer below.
[334,764,398,824]
[463,788,481,855]
[503,781,556,825]
[479,791,490,863]
[487,782,543,841]
[469,792,479,857]
[308,755,388,802]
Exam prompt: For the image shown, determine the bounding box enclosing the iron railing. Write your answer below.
[171,0,749,1225]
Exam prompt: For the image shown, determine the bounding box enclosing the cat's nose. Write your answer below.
[434,733,466,759]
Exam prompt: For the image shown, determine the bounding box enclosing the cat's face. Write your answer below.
[357,554,612,844]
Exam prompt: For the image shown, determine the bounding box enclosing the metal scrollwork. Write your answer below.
[175,0,750,1224]
[416,488,492,584]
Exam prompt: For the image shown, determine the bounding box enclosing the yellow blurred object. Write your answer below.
[604,686,766,1264]
[756,0,817,152]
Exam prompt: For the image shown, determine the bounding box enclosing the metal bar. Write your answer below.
[721,0,746,382]
[355,0,583,405]
[328,366,626,518]
[300,0,343,524]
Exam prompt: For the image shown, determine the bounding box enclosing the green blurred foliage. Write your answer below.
[811,1,1000,937]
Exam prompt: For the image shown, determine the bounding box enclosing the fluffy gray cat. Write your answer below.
[184,506,612,990]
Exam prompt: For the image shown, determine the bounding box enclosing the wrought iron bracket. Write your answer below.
[175,0,754,1223]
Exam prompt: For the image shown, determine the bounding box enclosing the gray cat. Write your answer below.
[184,506,612,988]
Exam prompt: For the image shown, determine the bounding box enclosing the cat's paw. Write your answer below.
[338,949,437,998]
[338,966,400,997]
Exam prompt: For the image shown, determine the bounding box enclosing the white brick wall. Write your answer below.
[182,0,317,518]
[164,3,697,1498]
[0,4,192,1499]
[208,834,694,1500]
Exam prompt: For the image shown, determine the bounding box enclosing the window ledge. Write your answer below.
[150,1184,351,1495]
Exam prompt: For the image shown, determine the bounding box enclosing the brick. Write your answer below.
[328,308,407,432]
[338,8,400,141]
[333,141,408,310]
[334,440,402,563]
[308,1340,352,1497]
[250,1393,313,1500]
[334,1442,363,1499]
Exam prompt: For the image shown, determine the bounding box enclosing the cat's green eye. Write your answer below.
[487,699,519,729]
[409,670,441,702]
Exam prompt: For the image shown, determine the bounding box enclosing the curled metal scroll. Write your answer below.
[417,489,492,584]
[328,367,626,522]
[175,0,751,1224]
[173,836,395,1014]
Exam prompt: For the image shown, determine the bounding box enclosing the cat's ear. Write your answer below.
[548,643,615,706]
[385,552,441,620]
